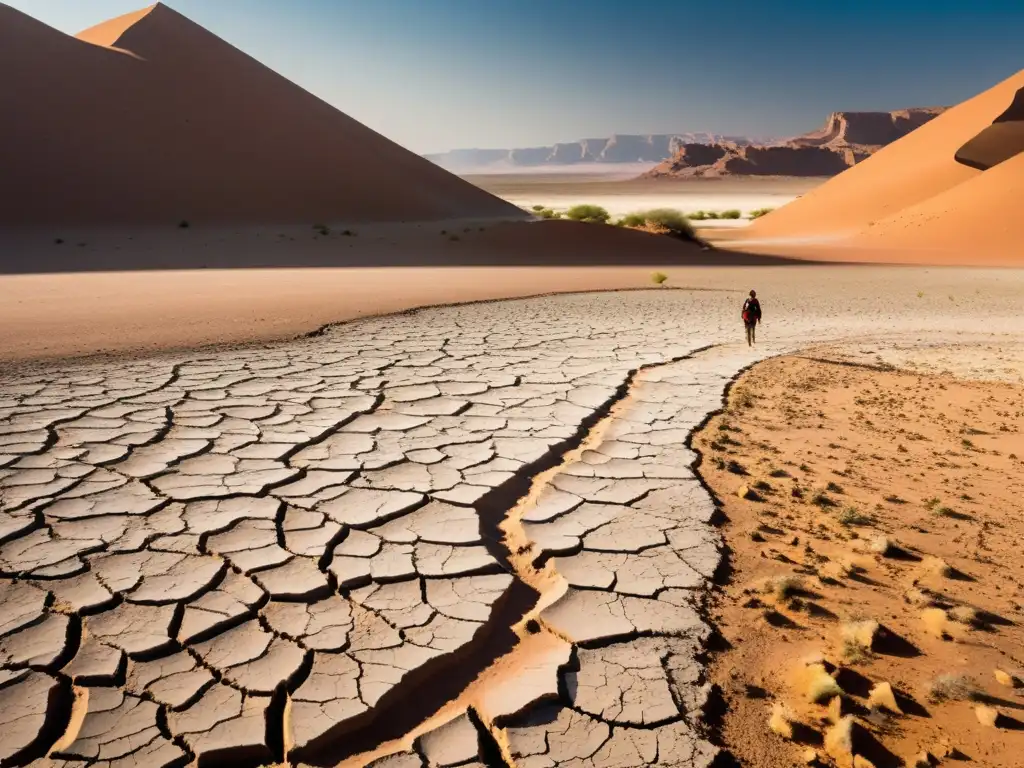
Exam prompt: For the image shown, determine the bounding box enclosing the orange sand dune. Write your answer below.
[746,69,1024,239]
[855,150,1024,252]
[0,2,519,227]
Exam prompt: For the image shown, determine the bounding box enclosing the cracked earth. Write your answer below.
[1,289,1020,768]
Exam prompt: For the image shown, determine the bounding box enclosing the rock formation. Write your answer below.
[424,133,764,171]
[644,108,947,178]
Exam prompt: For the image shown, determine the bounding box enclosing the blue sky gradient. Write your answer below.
[8,0,1024,153]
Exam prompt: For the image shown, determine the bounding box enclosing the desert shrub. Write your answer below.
[639,208,694,237]
[749,207,774,219]
[537,208,561,219]
[531,204,546,211]
[565,204,610,224]
[704,211,721,219]
[837,506,870,526]
[617,213,646,228]
[721,209,742,219]
[651,272,668,286]
[688,210,708,220]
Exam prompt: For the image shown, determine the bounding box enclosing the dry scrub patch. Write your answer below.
[694,356,1024,767]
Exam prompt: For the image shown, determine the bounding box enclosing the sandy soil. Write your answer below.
[693,354,1024,768]
[468,175,820,221]
[6,257,1024,364]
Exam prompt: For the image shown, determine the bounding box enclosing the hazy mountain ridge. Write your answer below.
[424,132,773,171]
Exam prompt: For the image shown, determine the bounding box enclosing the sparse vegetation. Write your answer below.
[721,209,742,219]
[840,619,878,661]
[624,208,696,238]
[651,272,668,286]
[688,210,708,220]
[760,575,803,602]
[926,674,978,703]
[748,207,774,219]
[565,204,610,224]
[806,663,844,703]
[837,506,870,526]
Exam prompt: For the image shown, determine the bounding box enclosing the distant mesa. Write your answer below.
[0,2,520,228]
[954,85,1024,170]
[644,108,946,178]
[423,133,770,171]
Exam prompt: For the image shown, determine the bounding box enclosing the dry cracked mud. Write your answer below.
[0,289,1020,768]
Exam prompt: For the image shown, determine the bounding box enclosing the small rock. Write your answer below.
[869,535,893,556]
[737,485,758,500]
[854,756,876,768]
[975,704,999,727]
[803,748,820,765]
[750,530,766,543]
[994,669,1019,688]
[909,752,934,768]
[789,536,800,546]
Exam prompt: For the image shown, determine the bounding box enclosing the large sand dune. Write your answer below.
[0,2,520,227]
[742,69,1024,259]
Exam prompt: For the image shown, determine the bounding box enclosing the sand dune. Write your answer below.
[0,3,519,228]
[856,150,1024,251]
[954,85,1024,170]
[746,69,1024,240]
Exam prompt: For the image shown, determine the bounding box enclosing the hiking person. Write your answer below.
[742,290,761,346]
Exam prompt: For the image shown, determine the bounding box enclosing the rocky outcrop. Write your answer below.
[645,107,947,179]
[424,133,763,171]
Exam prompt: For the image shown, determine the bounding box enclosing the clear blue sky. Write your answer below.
[8,0,1024,153]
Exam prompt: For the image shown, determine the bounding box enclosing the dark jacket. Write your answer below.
[742,297,761,324]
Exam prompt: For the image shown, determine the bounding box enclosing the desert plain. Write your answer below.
[1,4,1023,768]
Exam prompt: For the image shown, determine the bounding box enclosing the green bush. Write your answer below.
[688,210,708,220]
[721,209,742,219]
[531,204,546,212]
[565,204,610,224]
[704,211,720,219]
[651,272,668,285]
[639,208,694,237]
[749,207,774,219]
[616,213,646,228]
[537,208,562,219]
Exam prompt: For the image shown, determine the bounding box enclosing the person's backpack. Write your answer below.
[742,300,753,324]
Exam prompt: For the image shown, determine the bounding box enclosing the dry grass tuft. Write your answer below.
[921,607,950,639]
[921,556,953,578]
[840,620,878,661]
[823,715,855,764]
[948,605,981,627]
[760,575,803,602]
[806,662,844,703]
[867,681,902,714]
[769,702,794,739]
[925,674,978,703]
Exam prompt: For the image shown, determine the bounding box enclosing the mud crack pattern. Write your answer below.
[2,290,999,768]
